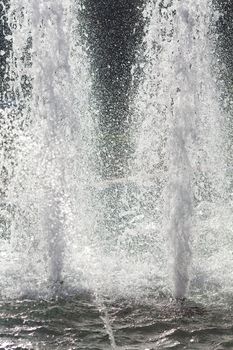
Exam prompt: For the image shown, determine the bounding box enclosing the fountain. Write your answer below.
[0,0,232,306]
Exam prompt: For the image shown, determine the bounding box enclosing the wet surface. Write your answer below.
[0,294,233,349]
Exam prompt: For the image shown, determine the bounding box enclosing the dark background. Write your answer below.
[79,0,145,179]
[0,1,11,102]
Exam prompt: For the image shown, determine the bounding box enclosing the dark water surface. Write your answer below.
[0,293,233,349]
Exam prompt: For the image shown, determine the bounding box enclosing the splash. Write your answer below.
[0,0,231,302]
[132,0,228,299]
[0,0,96,298]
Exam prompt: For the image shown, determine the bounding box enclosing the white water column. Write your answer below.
[168,0,225,298]
[132,0,226,298]
[167,1,195,299]
[30,0,75,289]
[8,0,75,291]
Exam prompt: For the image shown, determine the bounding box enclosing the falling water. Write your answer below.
[0,0,96,298]
[131,0,229,300]
[0,0,232,305]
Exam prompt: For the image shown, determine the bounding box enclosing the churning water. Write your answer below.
[0,0,233,349]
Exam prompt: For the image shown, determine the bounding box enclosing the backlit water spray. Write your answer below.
[0,0,96,297]
[0,0,231,305]
[132,0,228,300]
